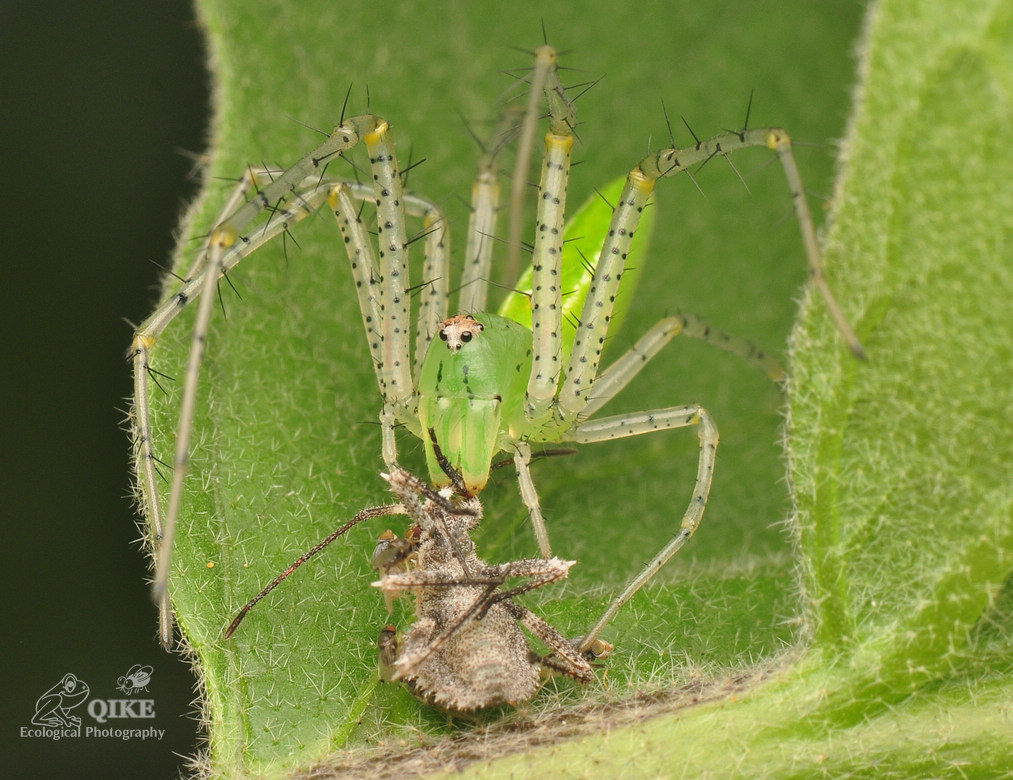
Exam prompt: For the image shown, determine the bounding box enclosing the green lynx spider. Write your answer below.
[130,44,863,652]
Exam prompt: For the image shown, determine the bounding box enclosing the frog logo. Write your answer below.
[31,673,89,729]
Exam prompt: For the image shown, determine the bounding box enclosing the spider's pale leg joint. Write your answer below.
[568,405,719,652]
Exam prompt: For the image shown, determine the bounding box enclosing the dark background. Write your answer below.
[2,2,208,776]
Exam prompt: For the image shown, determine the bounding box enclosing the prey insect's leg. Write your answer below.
[379,556,577,674]
[504,601,594,683]
[377,556,575,597]
[568,405,719,653]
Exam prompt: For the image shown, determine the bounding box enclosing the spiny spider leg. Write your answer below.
[131,126,451,647]
[420,48,865,651]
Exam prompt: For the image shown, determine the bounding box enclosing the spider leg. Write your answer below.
[458,103,525,314]
[567,404,719,652]
[524,47,578,427]
[512,442,553,557]
[134,124,376,647]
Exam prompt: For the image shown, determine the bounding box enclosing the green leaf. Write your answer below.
[138,0,1013,776]
[788,0,1013,726]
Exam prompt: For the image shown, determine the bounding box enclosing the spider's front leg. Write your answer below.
[327,121,458,475]
[135,115,382,648]
[505,47,581,558]
[568,402,720,653]
[546,229,725,655]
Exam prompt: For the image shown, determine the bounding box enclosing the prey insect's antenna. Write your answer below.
[224,503,403,639]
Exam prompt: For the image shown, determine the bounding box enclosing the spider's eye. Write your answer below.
[439,330,448,341]
[460,331,473,343]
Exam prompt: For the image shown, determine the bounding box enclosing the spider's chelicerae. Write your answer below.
[130,44,863,652]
